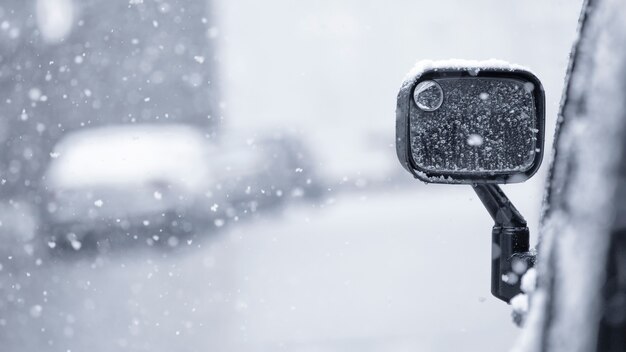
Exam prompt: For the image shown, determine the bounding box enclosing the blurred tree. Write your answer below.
[0,0,220,201]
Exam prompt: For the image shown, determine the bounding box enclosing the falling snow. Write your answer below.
[0,1,584,352]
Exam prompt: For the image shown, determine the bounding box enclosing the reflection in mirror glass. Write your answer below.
[410,78,538,173]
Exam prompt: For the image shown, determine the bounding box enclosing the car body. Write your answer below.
[42,124,319,251]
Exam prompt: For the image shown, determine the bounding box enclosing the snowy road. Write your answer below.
[1,186,535,351]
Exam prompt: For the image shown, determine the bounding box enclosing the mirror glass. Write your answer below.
[410,77,539,174]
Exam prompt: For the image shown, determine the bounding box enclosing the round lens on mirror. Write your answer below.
[413,80,444,111]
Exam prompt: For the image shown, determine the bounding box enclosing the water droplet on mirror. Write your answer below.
[413,80,443,111]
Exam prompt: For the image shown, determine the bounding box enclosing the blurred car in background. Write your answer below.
[41,124,320,252]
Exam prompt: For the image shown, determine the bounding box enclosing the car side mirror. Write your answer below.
[395,60,545,303]
[396,60,545,184]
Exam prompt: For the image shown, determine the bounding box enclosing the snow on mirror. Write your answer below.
[396,62,545,184]
[413,78,535,171]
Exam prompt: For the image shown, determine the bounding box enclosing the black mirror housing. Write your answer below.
[396,60,545,184]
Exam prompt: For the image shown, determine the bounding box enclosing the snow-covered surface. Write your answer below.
[520,268,537,294]
[403,59,531,88]
[0,188,526,351]
[511,294,529,315]
[515,1,626,351]
[46,124,213,191]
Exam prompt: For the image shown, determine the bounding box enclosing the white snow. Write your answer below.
[5,188,523,351]
[29,305,43,318]
[403,59,532,89]
[70,239,82,250]
[511,294,529,314]
[0,1,585,351]
[520,267,537,293]
[28,88,42,101]
[36,0,74,43]
[515,1,626,351]
[467,134,485,146]
[45,124,213,191]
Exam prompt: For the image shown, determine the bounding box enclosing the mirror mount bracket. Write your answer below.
[472,184,536,303]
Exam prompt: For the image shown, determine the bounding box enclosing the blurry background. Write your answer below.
[0,0,582,351]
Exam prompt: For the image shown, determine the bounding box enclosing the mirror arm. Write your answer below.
[471,184,526,227]
[472,184,536,303]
